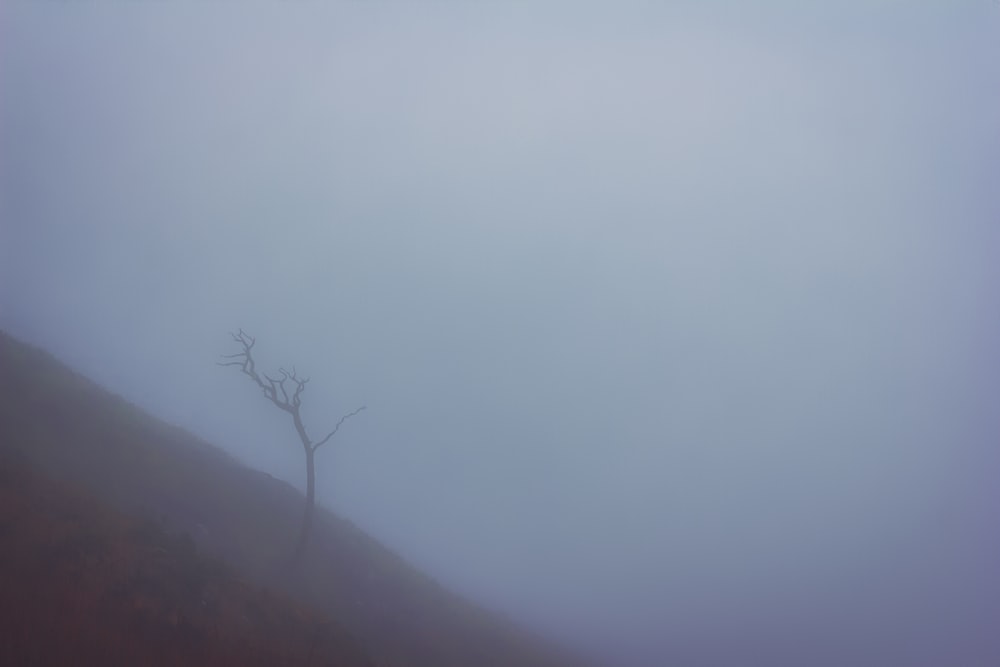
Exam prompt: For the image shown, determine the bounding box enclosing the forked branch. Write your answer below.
[218,329,303,413]
[220,330,365,449]
[313,406,367,452]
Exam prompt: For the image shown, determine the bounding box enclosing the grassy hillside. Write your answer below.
[0,330,590,667]
[0,447,371,666]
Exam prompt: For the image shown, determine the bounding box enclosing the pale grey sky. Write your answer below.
[2,2,999,665]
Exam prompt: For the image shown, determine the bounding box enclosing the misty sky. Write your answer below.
[2,2,999,665]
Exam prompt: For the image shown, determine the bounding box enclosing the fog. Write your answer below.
[2,1,999,665]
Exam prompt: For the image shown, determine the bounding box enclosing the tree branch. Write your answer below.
[313,406,367,452]
[220,329,298,412]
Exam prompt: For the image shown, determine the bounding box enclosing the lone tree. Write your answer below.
[220,329,365,562]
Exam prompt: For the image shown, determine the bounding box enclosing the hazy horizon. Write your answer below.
[3,2,999,665]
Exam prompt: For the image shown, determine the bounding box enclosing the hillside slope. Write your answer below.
[0,331,590,667]
[0,447,372,667]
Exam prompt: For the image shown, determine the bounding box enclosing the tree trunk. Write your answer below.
[293,445,316,563]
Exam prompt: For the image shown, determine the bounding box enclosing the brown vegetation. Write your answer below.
[0,448,371,666]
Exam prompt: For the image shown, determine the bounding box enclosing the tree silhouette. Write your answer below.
[220,330,365,562]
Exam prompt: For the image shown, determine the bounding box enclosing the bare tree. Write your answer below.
[220,329,365,562]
